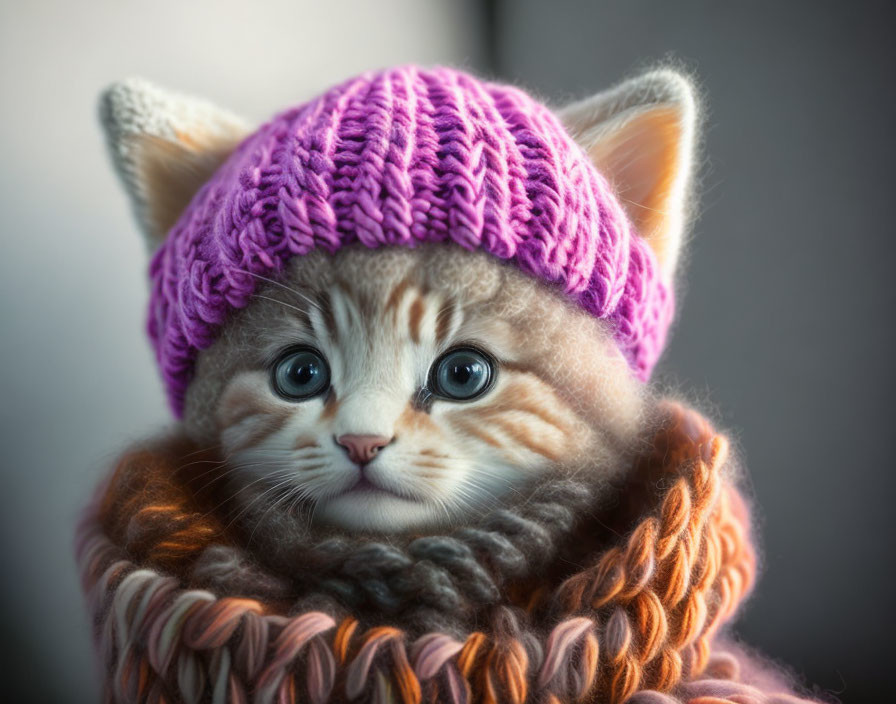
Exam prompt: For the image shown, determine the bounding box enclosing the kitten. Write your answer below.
[103,68,696,537]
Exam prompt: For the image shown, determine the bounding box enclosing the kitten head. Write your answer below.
[183,245,645,532]
[101,67,698,533]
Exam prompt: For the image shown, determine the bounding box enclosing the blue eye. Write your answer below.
[272,347,330,400]
[431,347,495,401]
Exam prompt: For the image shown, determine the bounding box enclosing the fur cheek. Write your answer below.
[215,372,367,508]
[217,372,276,427]
[216,371,317,456]
[395,403,443,437]
[442,376,585,471]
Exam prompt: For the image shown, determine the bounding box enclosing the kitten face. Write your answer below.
[184,245,645,533]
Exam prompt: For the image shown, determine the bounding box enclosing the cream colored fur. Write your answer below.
[100,78,248,249]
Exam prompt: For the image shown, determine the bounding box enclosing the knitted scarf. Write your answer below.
[76,403,818,704]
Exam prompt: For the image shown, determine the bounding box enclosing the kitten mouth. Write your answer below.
[341,476,417,502]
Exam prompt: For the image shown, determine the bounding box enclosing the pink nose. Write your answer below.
[336,434,392,465]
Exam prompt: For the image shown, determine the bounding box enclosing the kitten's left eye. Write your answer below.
[272,347,330,400]
[430,347,495,401]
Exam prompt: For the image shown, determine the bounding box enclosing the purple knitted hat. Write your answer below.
[147,66,673,416]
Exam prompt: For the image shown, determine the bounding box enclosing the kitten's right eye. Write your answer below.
[429,347,495,401]
[271,347,330,401]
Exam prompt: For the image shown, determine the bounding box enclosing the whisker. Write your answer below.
[174,444,291,477]
[175,443,226,461]
[189,460,290,495]
[197,467,295,521]
[221,474,299,532]
[245,485,299,547]
[250,293,309,317]
[174,457,227,473]
[235,269,323,312]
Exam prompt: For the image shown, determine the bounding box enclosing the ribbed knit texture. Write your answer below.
[76,403,819,703]
[148,66,673,416]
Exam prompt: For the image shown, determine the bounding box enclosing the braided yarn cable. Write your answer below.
[241,475,597,629]
[77,404,819,703]
[140,66,673,416]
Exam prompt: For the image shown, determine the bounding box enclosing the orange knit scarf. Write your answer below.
[76,403,817,703]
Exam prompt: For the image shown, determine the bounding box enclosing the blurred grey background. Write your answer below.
[1,1,892,701]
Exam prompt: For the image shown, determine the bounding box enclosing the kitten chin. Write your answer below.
[182,244,648,538]
[313,490,454,533]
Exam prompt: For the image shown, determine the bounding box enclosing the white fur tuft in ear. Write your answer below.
[558,69,699,279]
[100,78,249,250]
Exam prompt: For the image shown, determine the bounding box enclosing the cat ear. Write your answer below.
[558,69,699,279]
[100,78,249,251]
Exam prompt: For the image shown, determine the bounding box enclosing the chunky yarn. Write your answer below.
[146,66,673,416]
[77,403,820,703]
